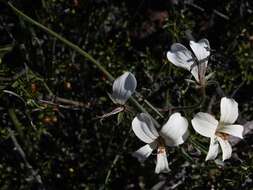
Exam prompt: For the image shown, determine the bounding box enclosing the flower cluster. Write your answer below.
[109,39,244,173]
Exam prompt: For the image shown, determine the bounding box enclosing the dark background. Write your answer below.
[0,0,253,189]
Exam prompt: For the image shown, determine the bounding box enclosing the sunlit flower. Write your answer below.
[132,113,188,173]
[109,72,137,105]
[98,72,137,120]
[191,97,244,161]
[166,39,210,85]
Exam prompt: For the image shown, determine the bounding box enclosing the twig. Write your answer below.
[104,128,131,186]
[213,9,230,20]
[231,80,245,98]
[160,86,206,113]
[8,2,161,126]
[207,80,226,97]
[207,94,216,113]
[185,2,230,20]
[8,109,45,190]
[39,96,88,109]
[0,68,27,81]
[144,99,164,118]
[7,2,114,82]
[185,2,205,12]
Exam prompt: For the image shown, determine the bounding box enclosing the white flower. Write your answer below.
[109,72,137,105]
[132,113,189,173]
[191,97,244,161]
[166,39,210,85]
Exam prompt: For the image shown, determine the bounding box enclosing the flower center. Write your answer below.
[215,132,229,140]
[215,122,230,140]
[156,136,166,154]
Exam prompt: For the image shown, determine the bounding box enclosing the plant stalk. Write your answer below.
[8,2,163,124]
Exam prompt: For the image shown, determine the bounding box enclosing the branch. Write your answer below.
[39,96,88,109]
[0,68,27,81]
[104,128,131,186]
[8,109,45,190]
[8,2,162,126]
[160,86,206,113]
[8,2,114,82]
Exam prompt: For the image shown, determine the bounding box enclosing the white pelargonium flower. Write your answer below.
[110,72,137,105]
[191,97,244,161]
[132,113,188,174]
[98,72,136,120]
[167,39,210,85]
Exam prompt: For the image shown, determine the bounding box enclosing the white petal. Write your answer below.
[217,124,244,139]
[160,113,189,146]
[217,137,232,161]
[167,43,193,70]
[189,39,210,62]
[155,151,170,174]
[220,97,239,124]
[189,39,210,83]
[112,72,137,105]
[205,137,219,161]
[132,113,159,144]
[189,65,200,83]
[132,143,157,163]
[191,112,218,138]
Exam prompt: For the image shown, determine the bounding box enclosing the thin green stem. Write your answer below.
[0,46,13,52]
[8,2,114,82]
[104,127,131,186]
[7,110,45,189]
[144,99,164,118]
[8,2,163,123]
[162,86,206,112]
[207,80,225,97]
[189,137,207,154]
[8,108,24,138]
[129,97,160,128]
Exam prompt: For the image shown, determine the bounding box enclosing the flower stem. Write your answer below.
[8,2,163,123]
[8,108,24,138]
[129,97,160,127]
[8,2,114,82]
[162,86,206,112]
[104,127,131,186]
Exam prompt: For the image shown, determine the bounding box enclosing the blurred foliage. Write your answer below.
[0,0,253,189]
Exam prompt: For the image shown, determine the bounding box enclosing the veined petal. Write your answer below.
[205,137,219,161]
[132,143,157,163]
[160,113,189,146]
[167,43,200,82]
[190,66,200,83]
[155,150,170,174]
[217,124,244,139]
[190,39,210,83]
[112,72,137,105]
[217,137,232,161]
[132,113,159,144]
[166,43,193,68]
[191,112,218,138]
[220,97,239,124]
[189,39,210,62]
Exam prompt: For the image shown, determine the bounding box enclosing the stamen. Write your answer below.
[156,136,166,154]
[157,146,166,154]
[215,132,229,140]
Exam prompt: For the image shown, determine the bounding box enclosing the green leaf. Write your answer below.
[0,44,13,60]
[117,111,124,125]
